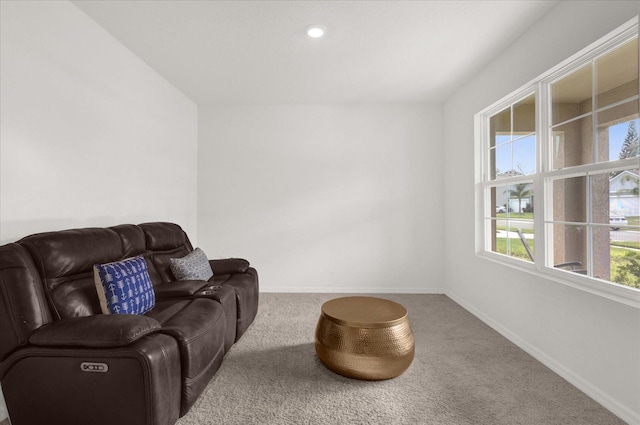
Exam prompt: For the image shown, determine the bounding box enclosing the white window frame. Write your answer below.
[475,17,640,308]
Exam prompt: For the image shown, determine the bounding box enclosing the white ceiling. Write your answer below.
[72,0,559,105]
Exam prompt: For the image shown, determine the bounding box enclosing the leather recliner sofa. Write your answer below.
[0,222,258,425]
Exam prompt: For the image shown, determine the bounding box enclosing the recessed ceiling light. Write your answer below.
[306,24,327,38]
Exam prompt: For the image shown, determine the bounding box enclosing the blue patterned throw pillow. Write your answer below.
[170,248,214,281]
[93,256,156,315]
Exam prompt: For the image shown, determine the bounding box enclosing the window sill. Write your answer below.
[478,251,640,309]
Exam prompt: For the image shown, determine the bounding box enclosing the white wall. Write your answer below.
[198,105,442,293]
[443,1,640,424]
[0,0,199,245]
[0,1,198,419]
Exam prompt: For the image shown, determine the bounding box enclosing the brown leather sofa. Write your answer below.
[0,222,258,425]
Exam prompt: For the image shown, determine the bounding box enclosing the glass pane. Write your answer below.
[592,225,611,281]
[492,219,508,256]
[596,38,639,109]
[610,168,640,227]
[513,93,536,134]
[492,185,509,216]
[492,219,534,262]
[552,177,586,222]
[551,223,588,274]
[508,220,535,261]
[490,106,511,147]
[551,115,593,169]
[609,168,640,288]
[611,231,640,289]
[512,134,536,175]
[551,63,592,125]
[506,183,534,217]
[489,187,496,218]
[493,144,511,179]
[591,173,611,225]
[598,114,640,163]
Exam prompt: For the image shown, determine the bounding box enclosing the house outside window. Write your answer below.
[477,18,639,304]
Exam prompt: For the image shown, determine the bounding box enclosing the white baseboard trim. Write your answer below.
[261,286,446,294]
[446,291,639,425]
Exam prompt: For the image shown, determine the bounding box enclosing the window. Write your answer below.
[484,92,537,261]
[477,18,639,305]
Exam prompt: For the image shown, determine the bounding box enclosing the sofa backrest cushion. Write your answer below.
[20,228,124,319]
[8,222,193,320]
[140,222,193,252]
[0,243,52,361]
[140,223,194,284]
[110,224,147,258]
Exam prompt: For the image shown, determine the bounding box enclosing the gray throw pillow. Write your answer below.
[170,248,214,281]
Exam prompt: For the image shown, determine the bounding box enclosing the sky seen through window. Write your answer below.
[494,118,639,176]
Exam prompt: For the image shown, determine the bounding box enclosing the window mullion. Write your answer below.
[534,82,545,270]
[588,58,597,279]
[586,174,594,278]
[591,58,598,167]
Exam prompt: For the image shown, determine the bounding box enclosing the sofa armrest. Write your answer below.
[1,332,181,425]
[154,280,211,299]
[209,258,250,274]
[29,314,160,348]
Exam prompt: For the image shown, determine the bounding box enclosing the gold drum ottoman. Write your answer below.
[315,296,415,380]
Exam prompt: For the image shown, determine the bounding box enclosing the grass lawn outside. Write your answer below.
[494,237,639,288]
[495,237,534,261]
[492,215,639,288]
[496,226,534,234]
[626,216,639,226]
[611,247,640,289]
[495,215,639,228]
[611,241,640,250]
[496,212,534,220]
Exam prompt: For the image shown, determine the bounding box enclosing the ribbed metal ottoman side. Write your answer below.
[315,296,415,380]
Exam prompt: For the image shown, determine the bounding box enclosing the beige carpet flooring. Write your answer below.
[176,293,624,425]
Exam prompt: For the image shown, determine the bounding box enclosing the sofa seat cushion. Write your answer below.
[146,298,227,415]
[153,280,237,353]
